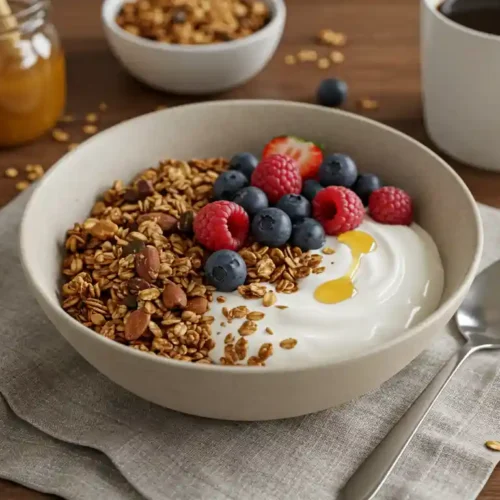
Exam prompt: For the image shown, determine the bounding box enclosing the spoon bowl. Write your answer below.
[456,260,500,345]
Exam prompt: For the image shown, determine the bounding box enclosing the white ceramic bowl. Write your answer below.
[101,0,286,94]
[20,100,483,421]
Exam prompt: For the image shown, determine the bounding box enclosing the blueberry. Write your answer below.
[302,179,324,202]
[291,218,326,251]
[251,208,292,247]
[276,194,311,222]
[352,174,382,206]
[232,186,268,218]
[318,154,358,188]
[229,152,259,180]
[316,78,348,108]
[204,250,247,292]
[213,170,248,200]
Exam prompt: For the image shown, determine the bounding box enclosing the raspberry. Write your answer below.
[369,187,413,225]
[251,154,302,204]
[312,186,364,235]
[193,201,249,251]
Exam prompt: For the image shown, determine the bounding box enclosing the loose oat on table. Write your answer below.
[358,98,379,111]
[4,168,18,178]
[83,124,98,135]
[318,29,346,46]
[485,441,500,452]
[59,114,74,123]
[52,128,70,142]
[317,57,330,70]
[15,181,30,191]
[330,50,344,64]
[99,102,108,112]
[116,0,271,45]
[284,54,296,65]
[86,113,99,123]
[60,155,324,366]
[297,49,318,62]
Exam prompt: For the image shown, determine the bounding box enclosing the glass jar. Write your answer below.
[0,0,66,147]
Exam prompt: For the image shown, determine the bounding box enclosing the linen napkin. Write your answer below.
[0,190,499,500]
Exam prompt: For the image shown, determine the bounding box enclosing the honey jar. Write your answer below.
[0,0,66,147]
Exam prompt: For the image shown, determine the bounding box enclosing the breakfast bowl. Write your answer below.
[101,0,286,94]
[20,100,482,420]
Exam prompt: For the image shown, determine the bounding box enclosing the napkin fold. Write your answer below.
[0,191,499,500]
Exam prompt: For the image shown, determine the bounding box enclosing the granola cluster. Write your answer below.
[116,0,271,45]
[60,156,323,366]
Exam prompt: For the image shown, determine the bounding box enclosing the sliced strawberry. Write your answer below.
[262,136,323,180]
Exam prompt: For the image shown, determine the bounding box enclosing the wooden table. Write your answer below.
[1,0,499,498]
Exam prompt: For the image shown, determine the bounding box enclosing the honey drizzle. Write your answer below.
[314,231,376,304]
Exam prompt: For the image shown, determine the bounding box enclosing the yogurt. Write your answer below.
[210,216,444,368]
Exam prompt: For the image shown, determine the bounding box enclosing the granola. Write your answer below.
[116,0,271,45]
[60,155,324,367]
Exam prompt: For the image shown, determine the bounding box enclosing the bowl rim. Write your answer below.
[101,0,286,53]
[20,99,484,375]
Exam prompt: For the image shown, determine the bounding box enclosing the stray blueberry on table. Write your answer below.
[229,152,259,180]
[316,78,348,108]
[251,207,292,247]
[276,194,311,222]
[352,174,382,206]
[302,179,324,202]
[318,153,358,188]
[204,250,247,292]
[232,186,269,218]
[213,170,249,200]
[291,218,326,251]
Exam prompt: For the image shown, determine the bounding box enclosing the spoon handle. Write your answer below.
[339,343,480,500]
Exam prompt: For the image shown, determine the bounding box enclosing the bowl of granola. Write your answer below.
[101,0,285,94]
[20,100,482,420]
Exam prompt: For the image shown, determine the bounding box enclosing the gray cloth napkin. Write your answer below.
[0,191,499,500]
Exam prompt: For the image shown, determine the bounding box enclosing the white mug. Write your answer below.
[421,0,500,172]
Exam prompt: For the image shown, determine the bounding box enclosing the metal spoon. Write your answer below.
[339,260,500,500]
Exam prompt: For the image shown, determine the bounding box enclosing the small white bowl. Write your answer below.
[101,0,286,94]
[20,101,482,421]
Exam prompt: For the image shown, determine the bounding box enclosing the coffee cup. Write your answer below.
[421,0,500,172]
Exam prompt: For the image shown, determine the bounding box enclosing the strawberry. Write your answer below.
[262,136,323,180]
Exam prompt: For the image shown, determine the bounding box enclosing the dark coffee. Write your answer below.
[438,0,500,36]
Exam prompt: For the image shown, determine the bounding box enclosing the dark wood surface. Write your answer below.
[0,0,499,498]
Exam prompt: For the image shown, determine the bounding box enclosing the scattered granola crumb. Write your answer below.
[280,338,298,350]
[52,128,70,142]
[99,102,108,112]
[247,311,265,321]
[4,168,18,178]
[85,113,98,123]
[15,180,30,191]
[258,343,273,360]
[358,99,379,111]
[297,49,318,62]
[276,305,288,310]
[239,320,258,336]
[265,327,274,335]
[284,54,296,65]
[83,124,98,135]
[322,247,335,255]
[68,143,80,152]
[330,50,345,64]
[263,290,277,307]
[317,57,330,69]
[216,296,226,303]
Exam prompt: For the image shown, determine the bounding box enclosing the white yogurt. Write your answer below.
[209,216,444,368]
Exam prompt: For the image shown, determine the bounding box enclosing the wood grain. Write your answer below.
[0,0,498,498]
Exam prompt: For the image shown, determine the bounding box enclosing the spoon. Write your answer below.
[339,260,500,500]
